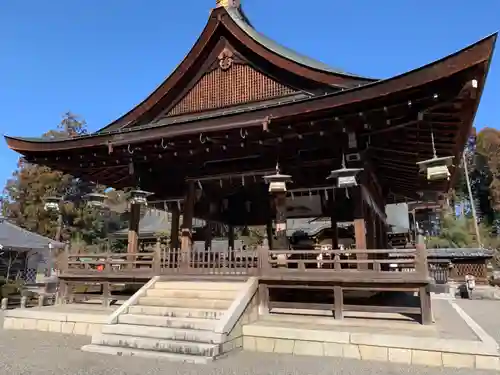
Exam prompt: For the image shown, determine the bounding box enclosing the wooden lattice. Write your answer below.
[454,262,487,279]
[167,64,296,117]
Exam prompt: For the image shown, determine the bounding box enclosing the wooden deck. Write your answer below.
[57,246,433,324]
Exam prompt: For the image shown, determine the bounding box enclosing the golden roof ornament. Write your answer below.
[216,0,240,8]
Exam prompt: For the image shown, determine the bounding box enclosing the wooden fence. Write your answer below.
[59,246,428,280]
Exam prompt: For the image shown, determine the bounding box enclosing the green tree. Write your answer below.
[426,212,500,249]
[2,112,123,245]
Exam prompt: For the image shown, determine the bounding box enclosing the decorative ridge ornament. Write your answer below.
[215,0,240,8]
[218,48,234,71]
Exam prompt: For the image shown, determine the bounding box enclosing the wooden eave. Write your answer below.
[5,32,497,155]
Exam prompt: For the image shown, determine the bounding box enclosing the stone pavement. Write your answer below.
[0,313,498,375]
[456,299,500,344]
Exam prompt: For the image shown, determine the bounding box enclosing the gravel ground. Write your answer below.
[455,299,500,344]
[0,325,498,375]
[0,301,499,375]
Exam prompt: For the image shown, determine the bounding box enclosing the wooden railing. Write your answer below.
[60,246,428,279]
[63,252,161,275]
[264,248,426,273]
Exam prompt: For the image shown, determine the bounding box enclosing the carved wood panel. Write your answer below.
[167,63,296,117]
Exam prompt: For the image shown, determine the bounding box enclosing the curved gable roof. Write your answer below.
[226,6,363,77]
[95,6,376,134]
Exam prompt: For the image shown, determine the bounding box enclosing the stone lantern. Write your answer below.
[83,193,108,209]
[43,196,62,212]
[128,189,153,206]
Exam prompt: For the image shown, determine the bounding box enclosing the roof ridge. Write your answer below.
[226,6,373,79]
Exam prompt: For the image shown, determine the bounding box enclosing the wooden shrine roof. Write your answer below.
[3,4,498,201]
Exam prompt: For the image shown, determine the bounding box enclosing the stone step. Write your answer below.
[147,288,238,300]
[155,281,244,291]
[92,333,219,357]
[138,296,232,310]
[127,305,225,319]
[118,314,218,330]
[81,344,213,364]
[101,324,222,343]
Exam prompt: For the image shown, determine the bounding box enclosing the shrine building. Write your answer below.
[3,0,497,326]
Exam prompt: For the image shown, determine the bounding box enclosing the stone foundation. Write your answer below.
[242,325,499,370]
[3,309,107,336]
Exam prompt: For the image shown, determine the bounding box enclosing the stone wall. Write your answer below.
[242,326,500,371]
[3,310,106,336]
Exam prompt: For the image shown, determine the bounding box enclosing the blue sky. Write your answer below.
[0,0,498,190]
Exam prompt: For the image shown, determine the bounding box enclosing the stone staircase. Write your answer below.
[82,280,247,363]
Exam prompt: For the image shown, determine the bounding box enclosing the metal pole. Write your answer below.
[462,152,482,247]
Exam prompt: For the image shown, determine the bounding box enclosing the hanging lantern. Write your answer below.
[43,196,62,212]
[263,163,292,193]
[416,156,454,181]
[84,193,108,208]
[416,125,454,181]
[128,189,153,206]
[327,154,363,189]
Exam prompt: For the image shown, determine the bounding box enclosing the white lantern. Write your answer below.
[263,164,292,193]
[416,156,454,181]
[327,167,363,189]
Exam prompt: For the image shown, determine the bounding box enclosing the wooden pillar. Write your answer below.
[330,191,339,249]
[154,237,162,275]
[419,285,432,325]
[127,203,141,254]
[371,210,377,249]
[170,204,180,250]
[266,221,274,250]
[375,215,381,248]
[228,225,235,249]
[353,187,367,270]
[334,286,343,320]
[330,218,339,249]
[227,225,235,267]
[204,221,213,251]
[274,192,288,250]
[180,181,195,269]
